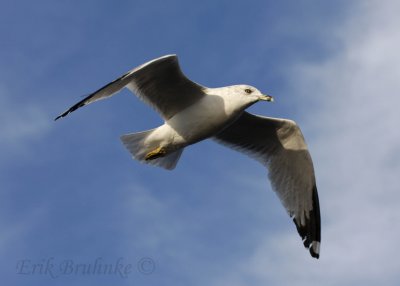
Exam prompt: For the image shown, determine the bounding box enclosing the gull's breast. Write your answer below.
[166,94,234,145]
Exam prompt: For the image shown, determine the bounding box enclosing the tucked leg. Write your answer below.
[145,146,167,160]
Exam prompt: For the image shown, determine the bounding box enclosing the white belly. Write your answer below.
[146,95,238,150]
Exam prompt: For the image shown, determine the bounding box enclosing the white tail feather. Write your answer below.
[120,130,183,170]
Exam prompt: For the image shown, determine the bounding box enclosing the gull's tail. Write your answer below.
[120,130,183,170]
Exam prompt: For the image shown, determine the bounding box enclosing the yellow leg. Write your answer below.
[145,146,167,160]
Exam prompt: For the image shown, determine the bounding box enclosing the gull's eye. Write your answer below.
[244,88,252,94]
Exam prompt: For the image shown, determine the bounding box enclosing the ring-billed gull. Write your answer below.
[55,55,321,258]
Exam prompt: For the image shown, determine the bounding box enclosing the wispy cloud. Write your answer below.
[0,85,51,160]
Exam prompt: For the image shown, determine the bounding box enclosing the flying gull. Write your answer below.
[55,55,321,258]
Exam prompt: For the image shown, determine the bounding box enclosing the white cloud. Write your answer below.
[211,1,400,285]
[0,85,51,159]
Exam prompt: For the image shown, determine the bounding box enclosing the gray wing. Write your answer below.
[55,55,205,120]
[214,112,321,258]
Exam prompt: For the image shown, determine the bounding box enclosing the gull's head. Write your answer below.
[207,84,274,111]
[217,85,273,108]
[233,85,274,103]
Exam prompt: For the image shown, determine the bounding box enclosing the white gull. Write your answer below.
[55,55,321,258]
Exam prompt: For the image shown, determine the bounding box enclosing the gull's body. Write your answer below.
[144,87,257,152]
[56,55,321,258]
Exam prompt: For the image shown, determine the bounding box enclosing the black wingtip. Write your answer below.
[310,247,320,259]
[293,185,321,259]
[54,109,72,121]
[54,99,88,121]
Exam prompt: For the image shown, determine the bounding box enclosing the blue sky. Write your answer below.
[2,0,400,285]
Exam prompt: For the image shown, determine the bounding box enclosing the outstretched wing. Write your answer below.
[214,112,321,258]
[55,55,205,120]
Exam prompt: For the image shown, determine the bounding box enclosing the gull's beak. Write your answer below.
[258,94,274,102]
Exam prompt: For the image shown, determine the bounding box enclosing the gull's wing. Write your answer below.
[214,112,321,258]
[55,55,205,120]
